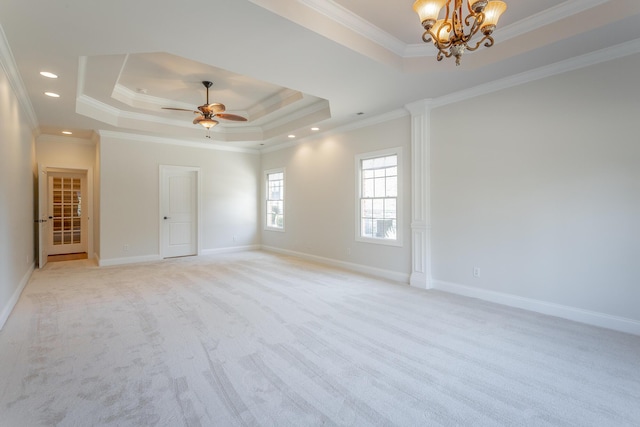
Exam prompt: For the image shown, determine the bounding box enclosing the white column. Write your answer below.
[405,100,432,289]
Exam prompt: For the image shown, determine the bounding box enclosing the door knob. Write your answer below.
[164,216,171,220]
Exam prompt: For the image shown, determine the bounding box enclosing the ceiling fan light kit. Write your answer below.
[413,0,507,66]
[162,80,247,137]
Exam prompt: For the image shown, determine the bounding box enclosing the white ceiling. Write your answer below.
[1,0,639,149]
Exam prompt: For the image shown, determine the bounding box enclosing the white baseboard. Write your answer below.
[0,262,35,330]
[262,245,410,283]
[432,279,640,336]
[98,254,162,267]
[201,245,261,256]
[98,246,261,267]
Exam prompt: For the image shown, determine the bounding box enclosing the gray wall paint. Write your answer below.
[261,116,412,276]
[0,63,35,327]
[431,53,640,321]
[99,134,260,262]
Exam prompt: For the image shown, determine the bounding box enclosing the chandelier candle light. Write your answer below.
[413,0,507,66]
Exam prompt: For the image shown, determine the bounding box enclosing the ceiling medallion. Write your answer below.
[413,0,507,66]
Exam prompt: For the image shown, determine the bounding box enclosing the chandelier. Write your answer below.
[413,0,507,66]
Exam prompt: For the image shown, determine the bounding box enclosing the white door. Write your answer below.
[37,164,48,268]
[161,166,198,258]
[47,172,87,255]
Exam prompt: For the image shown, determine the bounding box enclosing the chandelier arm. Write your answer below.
[444,19,454,38]
[466,34,494,52]
[424,27,454,52]
[444,1,452,28]
[435,38,453,51]
[464,12,484,42]
[439,48,453,59]
[452,5,463,38]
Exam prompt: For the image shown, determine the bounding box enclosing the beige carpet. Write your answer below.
[1,251,639,426]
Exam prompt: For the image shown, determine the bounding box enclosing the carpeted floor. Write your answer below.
[1,251,639,426]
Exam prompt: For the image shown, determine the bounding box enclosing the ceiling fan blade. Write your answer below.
[162,107,198,113]
[199,103,226,115]
[215,113,247,122]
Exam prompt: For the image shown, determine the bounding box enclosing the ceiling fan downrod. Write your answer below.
[202,81,213,105]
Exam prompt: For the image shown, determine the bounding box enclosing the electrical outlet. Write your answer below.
[123,244,129,252]
[473,267,481,278]
[233,235,237,242]
[347,248,351,255]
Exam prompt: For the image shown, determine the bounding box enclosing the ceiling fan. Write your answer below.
[162,81,247,133]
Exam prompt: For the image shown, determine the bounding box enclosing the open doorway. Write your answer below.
[37,166,93,266]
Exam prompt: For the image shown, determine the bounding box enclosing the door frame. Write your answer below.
[37,164,48,268]
[159,165,201,259]
[37,165,94,266]
[47,171,88,255]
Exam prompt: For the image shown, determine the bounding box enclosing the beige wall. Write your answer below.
[98,133,260,264]
[261,115,412,279]
[35,135,96,169]
[35,134,97,258]
[0,61,35,328]
[431,53,640,321]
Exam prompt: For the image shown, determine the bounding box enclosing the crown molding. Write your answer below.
[298,0,406,56]
[497,0,609,43]
[298,0,612,60]
[261,98,330,132]
[77,93,257,138]
[246,88,303,122]
[263,37,640,154]
[261,108,409,154]
[331,108,409,135]
[112,83,192,111]
[432,38,640,108]
[0,24,38,130]
[404,0,612,55]
[97,130,260,154]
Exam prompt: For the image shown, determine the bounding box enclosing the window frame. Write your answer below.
[264,167,285,232]
[355,147,403,247]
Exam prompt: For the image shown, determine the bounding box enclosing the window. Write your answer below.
[265,169,285,231]
[356,148,401,246]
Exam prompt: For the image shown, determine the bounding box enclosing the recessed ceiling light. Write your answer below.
[44,92,60,98]
[288,135,295,138]
[40,71,58,79]
[311,127,319,131]
[62,131,73,135]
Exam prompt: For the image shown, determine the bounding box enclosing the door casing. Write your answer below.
[37,165,94,267]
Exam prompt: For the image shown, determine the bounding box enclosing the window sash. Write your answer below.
[265,170,284,230]
[356,151,400,244]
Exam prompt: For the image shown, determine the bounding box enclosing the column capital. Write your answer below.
[405,99,434,116]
